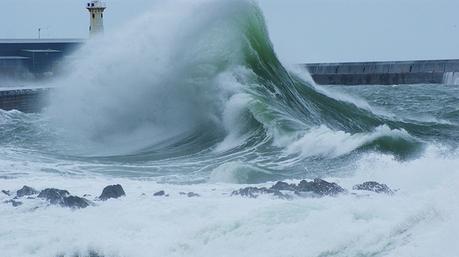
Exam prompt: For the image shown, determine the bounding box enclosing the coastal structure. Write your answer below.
[0,87,50,113]
[87,1,106,36]
[0,2,109,112]
[306,59,459,85]
[0,1,108,80]
[0,39,83,79]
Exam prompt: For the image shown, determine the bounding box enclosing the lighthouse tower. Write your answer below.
[86,0,106,37]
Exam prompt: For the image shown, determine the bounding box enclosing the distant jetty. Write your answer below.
[0,39,83,79]
[306,59,459,85]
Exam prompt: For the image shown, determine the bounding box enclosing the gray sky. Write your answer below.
[1,0,458,63]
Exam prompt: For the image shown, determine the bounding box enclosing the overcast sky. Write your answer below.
[1,0,458,63]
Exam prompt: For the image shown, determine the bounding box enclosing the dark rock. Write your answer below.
[233,179,345,199]
[353,181,393,194]
[4,199,23,207]
[99,184,126,201]
[38,188,70,204]
[296,179,346,196]
[231,187,288,199]
[153,190,166,196]
[179,192,187,195]
[270,181,297,191]
[17,185,38,197]
[232,187,268,198]
[187,192,200,198]
[62,196,91,209]
[2,190,11,196]
[38,188,92,208]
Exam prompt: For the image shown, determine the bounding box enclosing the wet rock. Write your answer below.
[270,181,297,191]
[38,188,70,205]
[353,181,393,194]
[62,196,91,209]
[1,190,11,196]
[233,179,345,199]
[187,192,200,198]
[234,179,346,198]
[296,179,346,196]
[153,190,166,197]
[232,187,272,198]
[99,184,126,201]
[4,199,23,207]
[231,187,288,199]
[38,188,92,208]
[16,185,38,197]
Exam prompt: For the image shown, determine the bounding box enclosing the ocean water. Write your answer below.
[1,0,459,256]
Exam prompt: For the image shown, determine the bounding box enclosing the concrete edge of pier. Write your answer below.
[305,59,459,85]
[0,87,51,113]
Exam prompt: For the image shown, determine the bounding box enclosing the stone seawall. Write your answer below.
[305,59,459,85]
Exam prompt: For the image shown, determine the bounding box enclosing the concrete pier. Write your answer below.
[0,87,50,113]
[305,59,459,85]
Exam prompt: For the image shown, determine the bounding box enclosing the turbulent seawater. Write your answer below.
[1,0,459,256]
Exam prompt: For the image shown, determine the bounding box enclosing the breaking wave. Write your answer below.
[0,0,457,181]
[29,0,441,163]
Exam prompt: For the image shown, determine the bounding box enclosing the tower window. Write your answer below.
[92,13,95,19]
[101,13,103,18]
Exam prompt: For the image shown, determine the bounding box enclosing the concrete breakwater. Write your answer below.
[0,87,50,113]
[305,59,459,85]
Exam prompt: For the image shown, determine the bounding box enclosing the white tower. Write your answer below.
[86,1,106,37]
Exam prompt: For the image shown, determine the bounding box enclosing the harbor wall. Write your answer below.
[0,39,84,79]
[0,88,50,113]
[305,59,459,85]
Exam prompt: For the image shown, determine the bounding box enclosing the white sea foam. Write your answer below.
[1,148,459,257]
[209,161,275,184]
[275,125,413,158]
[289,66,371,109]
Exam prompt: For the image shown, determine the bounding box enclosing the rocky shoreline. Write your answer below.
[2,179,394,209]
